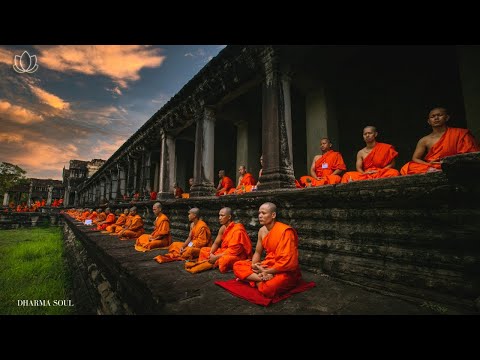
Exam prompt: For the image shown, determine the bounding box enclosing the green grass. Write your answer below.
[0,227,74,315]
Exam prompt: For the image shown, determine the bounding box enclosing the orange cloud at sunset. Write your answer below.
[36,45,165,88]
[29,85,70,111]
[0,48,12,65]
[0,100,44,124]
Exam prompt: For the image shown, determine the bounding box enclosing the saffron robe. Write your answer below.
[113,215,133,234]
[216,176,234,196]
[97,213,116,230]
[341,142,400,183]
[186,222,252,274]
[299,150,347,187]
[135,213,172,252]
[154,220,211,263]
[106,213,127,233]
[233,222,302,298]
[118,214,144,240]
[400,127,480,175]
[227,173,256,194]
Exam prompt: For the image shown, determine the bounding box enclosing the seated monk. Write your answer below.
[341,125,400,183]
[96,208,116,230]
[215,170,234,196]
[173,183,184,198]
[154,207,211,263]
[135,202,172,252]
[185,207,252,274]
[299,137,347,187]
[227,165,256,194]
[150,190,158,201]
[104,209,123,232]
[93,208,106,225]
[85,208,98,223]
[233,202,303,298]
[117,206,144,240]
[400,107,480,175]
[181,177,194,199]
[110,209,132,235]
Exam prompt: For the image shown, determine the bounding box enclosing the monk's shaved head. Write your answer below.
[261,202,277,214]
[189,207,200,216]
[364,125,377,133]
[153,202,162,210]
[221,207,232,216]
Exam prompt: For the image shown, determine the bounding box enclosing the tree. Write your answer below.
[0,162,28,195]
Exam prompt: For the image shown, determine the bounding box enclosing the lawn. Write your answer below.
[0,227,74,315]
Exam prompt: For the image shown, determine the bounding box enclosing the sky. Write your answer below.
[0,45,225,179]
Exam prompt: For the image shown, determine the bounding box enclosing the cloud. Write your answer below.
[90,138,126,159]
[184,52,194,57]
[29,84,70,111]
[0,132,23,143]
[0,47,13,65]
[0,100,44,124]
[36,45,166,88]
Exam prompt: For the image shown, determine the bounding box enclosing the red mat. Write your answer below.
[215,278,316,306]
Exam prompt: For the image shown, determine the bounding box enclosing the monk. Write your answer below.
[215,170,234,196]
[154,207,211,263]
[173,183,184,198]
[341,126,400,183]
[135,202,172,252]
[96,208,115,230]
[227,166,256,194]
[106,209,128,233]
[400,107,480,175]
[181,178,194,199]
[150,190,158,201]
[233,202,303,298]
[299,137,347,187]
[117,207,144,241]
[185,207,252,274]
[93,208,106,225]
[255,155,263,189]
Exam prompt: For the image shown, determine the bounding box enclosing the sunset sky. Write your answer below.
[0,45,225,179]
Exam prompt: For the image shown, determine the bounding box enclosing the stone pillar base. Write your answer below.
[190,184,216,198]
[157,192,174,200]
[257,168,296,191]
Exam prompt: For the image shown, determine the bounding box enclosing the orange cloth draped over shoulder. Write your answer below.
[233,222,302,298]
[400,127,480,175]
[78,210,90,221]
[227,173,256,194]
[135,213,172,252]
[97,213,116,230]
[299,150,347,187]
[118,215,144,240]
[216,177,234,196]
[113,215,133,234]
[341,142,400,183]
[181,193,190,199]
[154,220,211,263]
[94,212,106,224]
[187,222,252,274]
[106,213,127,232]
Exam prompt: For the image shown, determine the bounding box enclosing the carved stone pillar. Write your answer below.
[190,107,217,197]
[46,185,53,206]
[144,151,152,192]
[158,131,176,199]
[257,49,296,190]
[3,192,9,206]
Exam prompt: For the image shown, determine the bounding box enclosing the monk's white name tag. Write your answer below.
[322,163,329,169]
[188,241,193,247]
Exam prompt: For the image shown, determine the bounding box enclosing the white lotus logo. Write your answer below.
[13,51,39,74]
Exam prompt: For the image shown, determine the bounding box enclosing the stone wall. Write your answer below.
[0,212,64,230]
[101,153,480,309]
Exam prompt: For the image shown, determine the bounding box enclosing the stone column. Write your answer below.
[27,181,33,206]
[105,177,111,201]
[153,162,159,193]
[46,185,53,206]
[119,164,126,197]
[126,156,133,195]
[158,132,176,199]
[190,107,217,197]
[458,46,480,142]
[133,158,139,193]
[111,170,118,200]
[100,179,106,201]
[257,50,296,190]
[74,191,78,206]
[3,192,9,206]
[306,89,338,172]
[144,151,152,192]
[235,120,249,184]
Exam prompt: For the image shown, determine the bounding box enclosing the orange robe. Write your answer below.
[341,142,400,183]
[400,127,480,175]
[106,213,126,233]
[135,213,172,252]
[227,173,256,194]
[94,212,106,224]
[216,176,234,196]
[299,150,347,187]
[119,214,144,240]
[97,213,116,230]
[187,222,252,273]
[174,187,184,197]
[154,220,211,263]
[233,222,302,298]
[113,215,133,234]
